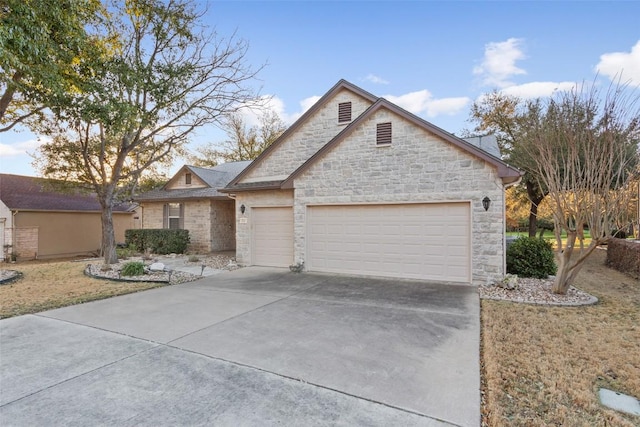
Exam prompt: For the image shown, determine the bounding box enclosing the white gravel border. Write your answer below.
[479,277,598,306]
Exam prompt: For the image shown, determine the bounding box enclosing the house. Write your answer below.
[135,161,251,253]
[0,174,136,261]
[222,80,522,285]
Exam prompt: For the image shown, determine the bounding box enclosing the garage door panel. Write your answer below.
[307,203,470,282]
[253,207,293,267]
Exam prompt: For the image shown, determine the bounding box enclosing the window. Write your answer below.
[164,203,184,229]
[185,173,192,185]
[376,122,392,145]
[338,102,352,123]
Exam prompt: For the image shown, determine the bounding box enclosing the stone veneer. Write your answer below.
[243,89,374,182]
[235,107,508,285]
[292,109,506,285]
[141,200,235,253]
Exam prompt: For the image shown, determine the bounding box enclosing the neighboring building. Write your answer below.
[0,174,135,261]
[222,80,522,285]
[135,161,251,253]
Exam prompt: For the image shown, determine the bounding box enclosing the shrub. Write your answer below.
[506,237,557,279]
[125,229,190,255]
[606,238,640,278]
[116,244,138,259]
[121,261,145,276]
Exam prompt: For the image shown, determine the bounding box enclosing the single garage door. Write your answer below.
[252,206,294,267]
[307,203,470,282]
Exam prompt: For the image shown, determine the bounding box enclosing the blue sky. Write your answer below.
[2,0,640,176]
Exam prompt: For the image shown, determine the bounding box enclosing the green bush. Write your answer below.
[116,244,138,259]
[121,261,145,276]
[506,237,557,279]
[125,229,190,255]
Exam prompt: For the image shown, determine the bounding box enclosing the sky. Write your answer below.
[1,0,640,177]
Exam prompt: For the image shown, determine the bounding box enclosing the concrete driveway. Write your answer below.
[0,267,480,426]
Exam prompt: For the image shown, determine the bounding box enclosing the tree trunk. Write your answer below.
[528,202,538,237]
[99,191,118,264]
[526,180,544,238]
[552,233,600,294]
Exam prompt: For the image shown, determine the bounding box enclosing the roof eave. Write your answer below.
[219,183,284,193]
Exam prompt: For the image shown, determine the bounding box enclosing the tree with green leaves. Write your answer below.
[0,0,105,132]
[189,109,286,167]
[35,0,260,264]
[468,91,548,238]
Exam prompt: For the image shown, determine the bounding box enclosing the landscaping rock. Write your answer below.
[149,262,165,271]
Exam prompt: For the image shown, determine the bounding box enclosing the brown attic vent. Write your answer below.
[376,122,392,145]
[338,102,352,123]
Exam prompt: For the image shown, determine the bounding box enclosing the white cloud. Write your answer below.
[474,38,527,88]
[385,90,470,117]
[425,97,471,117]
[0,138,48,157]
[500,81,577,99]
[286,95,321,124]
[235,94,321,127]
[595,40,640,86]
[364,74,390,85]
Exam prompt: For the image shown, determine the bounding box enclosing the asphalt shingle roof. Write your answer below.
[0,174,133,212]
[135,161,251,202]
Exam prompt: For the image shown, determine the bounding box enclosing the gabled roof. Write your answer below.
[280,98,520,188]
[225,80,378,188]
[136,161,251,202]
[463,134,501,158]
[223,80,521,193]
[0,174,134,212]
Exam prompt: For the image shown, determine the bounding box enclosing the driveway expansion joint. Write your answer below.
[164,343,463,427]
[0,344,160,408]
[165,277,336,344]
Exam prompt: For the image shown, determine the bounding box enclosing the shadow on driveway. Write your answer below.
[1,267,479,427]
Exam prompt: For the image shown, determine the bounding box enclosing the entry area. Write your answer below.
[251,206,294,267]
[307,202,471,282]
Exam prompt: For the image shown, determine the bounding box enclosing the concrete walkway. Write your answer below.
[0,267,480,426]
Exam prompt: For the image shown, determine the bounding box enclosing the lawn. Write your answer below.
[507,229,594,248]
[482,249,640,426]
[0,259,166,318]
[2,251,638,425]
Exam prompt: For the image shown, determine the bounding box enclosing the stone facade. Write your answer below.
[225,80,522,285]
[210,200,235,251]
[166,170,207,189]
[292,110,505,285]
[243,89,374,182]
[234,105,509,285]
[141,200,236,253]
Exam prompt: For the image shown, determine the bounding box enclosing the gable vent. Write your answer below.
[338,102,352,123]
[376,122,392,145]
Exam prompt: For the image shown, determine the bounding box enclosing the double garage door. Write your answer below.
[252,203,471,282]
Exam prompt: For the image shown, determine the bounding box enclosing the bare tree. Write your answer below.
[35,0,261,264]
[519,82,640,294]
[189,109,286,166]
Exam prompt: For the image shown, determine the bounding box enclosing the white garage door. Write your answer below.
[252,207,294,267]
[307,203,470,282]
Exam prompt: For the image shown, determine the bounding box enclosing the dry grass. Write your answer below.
[482,249,640,426]
[0,259,166,318]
